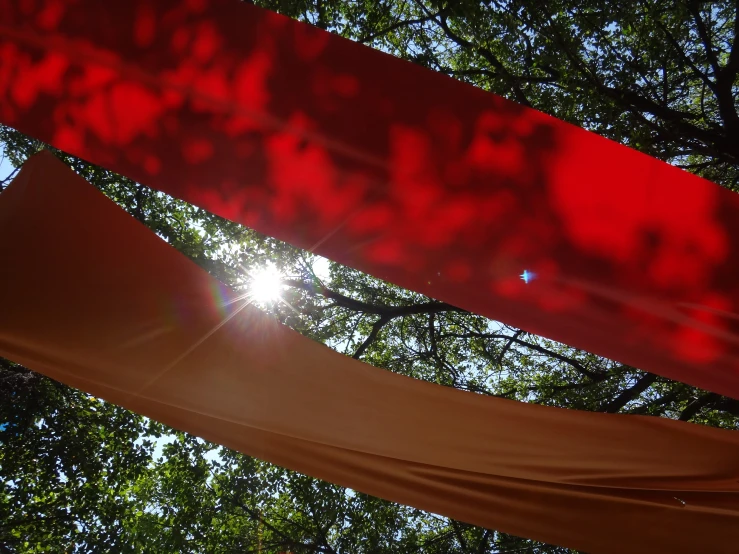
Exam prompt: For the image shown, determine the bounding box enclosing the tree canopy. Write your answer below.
[1,1,738,552]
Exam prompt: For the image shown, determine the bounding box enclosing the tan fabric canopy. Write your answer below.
[1,151,738,553]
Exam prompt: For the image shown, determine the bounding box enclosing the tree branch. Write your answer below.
[238,503,337,554]
[726,1,739,77]
[679,392,721,421]
[441,67,558,84]
[627,388,685,415]
[712,3,739,135]
[534,7,739,163]
[476,529,491,554]
[600,373,658,413]
[450,520,470,551]
[688,1,721,75]
[353,316,391,359]
[284,279,465,318]
[652,15,716,93]
[495,329,522,368]
[412,0,532,105]
[440,331,607,381]
[0,167,19,192]
[358,13,440,44]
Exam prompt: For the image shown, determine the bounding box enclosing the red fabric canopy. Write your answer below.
[2,151,739,553]
[2,0,739,395]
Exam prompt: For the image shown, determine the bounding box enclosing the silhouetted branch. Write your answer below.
[450,520,469,551]
[353,315,392,359]
[495,329,522,368]
[410,0,532,105]
[600,373,658,413]
[679,392,721,421]
[441,67,559,84]
[283,279,465,318]
[358,13,441,44]
[687,1,721,74]
[439,331,607,382]
[0,166,19,192]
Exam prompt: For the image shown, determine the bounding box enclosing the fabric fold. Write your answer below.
[2,151,739,553]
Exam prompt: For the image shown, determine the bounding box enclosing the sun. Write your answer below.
[247,264,284,304]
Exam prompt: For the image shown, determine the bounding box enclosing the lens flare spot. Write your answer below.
[247,264,284,304]
[520,270,536,284]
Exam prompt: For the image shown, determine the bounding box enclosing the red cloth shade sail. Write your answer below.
[2,0,739,396]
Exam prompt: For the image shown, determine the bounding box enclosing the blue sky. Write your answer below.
[0,142,16,183]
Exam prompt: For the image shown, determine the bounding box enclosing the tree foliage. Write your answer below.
[1,1,738,552]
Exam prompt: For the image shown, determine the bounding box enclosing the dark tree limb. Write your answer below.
[411,0,532,105]
[0,166,19,192]
[687,1,721,75]
[476,529,491,554]
[653,16,716,92]
[726,1,739,78]
[495,329,522,368]
[440,331,607,382]
[358,13,441,44]
[441,67,559,84]
[679,392,721,421]
[600,373,659,413]
[627,389,686,416]
[238,503,337,554]
[450,520,470,552]
[711,396,739,418]
[353,315,392,359]
[284,279,466,318]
